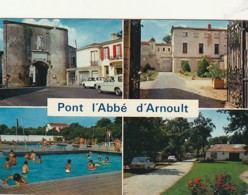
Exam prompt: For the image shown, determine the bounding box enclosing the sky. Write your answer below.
[0,107,236,138]
[0,18,122,50]
[0,107,114,128]
[0,19,230,51]
[141,20,229,43]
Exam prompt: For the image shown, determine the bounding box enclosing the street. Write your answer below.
[0,86,121,106]
[140,72,233,108]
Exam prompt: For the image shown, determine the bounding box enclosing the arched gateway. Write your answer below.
[29,61,48,86]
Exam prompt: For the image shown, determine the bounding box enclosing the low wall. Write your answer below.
[0,135,61,142]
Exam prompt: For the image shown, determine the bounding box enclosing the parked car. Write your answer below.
[96,75,122,96]
[130,157,156,170]
[167,155,177,162]
[82,77,105,88]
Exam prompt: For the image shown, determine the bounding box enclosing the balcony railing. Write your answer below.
[109,55,122,60]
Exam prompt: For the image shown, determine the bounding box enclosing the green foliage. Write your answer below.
[162,35,172,44]
[164,161,248,195]
[143,63,155,73]
[182,61,191,73]
[207,63,226,79]
[197,58,209,77]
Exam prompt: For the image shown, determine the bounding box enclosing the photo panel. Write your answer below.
[123,110,248,194]
[0,107,122,194]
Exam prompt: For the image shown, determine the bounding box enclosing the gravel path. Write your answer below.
[123,160,195,195]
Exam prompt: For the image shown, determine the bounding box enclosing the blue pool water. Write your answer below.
[18,143,67,149]
[0,152,121,186]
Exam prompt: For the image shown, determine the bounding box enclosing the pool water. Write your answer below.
[0,152,121,186]
[19,143,67,149]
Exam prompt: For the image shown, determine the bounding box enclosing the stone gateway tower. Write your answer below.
[3,20,69,87]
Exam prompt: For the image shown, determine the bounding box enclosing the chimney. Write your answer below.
[111,33,118,40]
[208,24,211,30]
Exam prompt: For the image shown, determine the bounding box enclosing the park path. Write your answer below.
[240,170,248,184]
[123,160,195,195]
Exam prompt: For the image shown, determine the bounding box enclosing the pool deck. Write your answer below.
[0,171,122,194]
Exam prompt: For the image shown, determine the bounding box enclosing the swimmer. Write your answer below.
[37,155,42,163]
[87,153,91,159]
[22,161,29,174]
[88,160,93,169]
[10,155,17,165]
[64,159,72,173]
[3,173,28,185]
[30,150,36,161]
[24,152,30,161]
[104,157,110,164]
[3,157,11,169]
[8,150,15,159]
[90,163,96,171]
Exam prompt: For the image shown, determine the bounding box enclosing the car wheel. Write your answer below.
[94,84,97,89]
[82,83,86,88]
[98,86,102,94]
[115,88,121,96]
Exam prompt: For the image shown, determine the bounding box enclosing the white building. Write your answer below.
[141,38,172,72]
[171,24,227,72]
[74,33,122,85]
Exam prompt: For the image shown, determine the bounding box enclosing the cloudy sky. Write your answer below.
[0,18,122,50]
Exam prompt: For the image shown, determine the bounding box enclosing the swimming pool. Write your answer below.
[0,152,121,186]
[18,143,68,149]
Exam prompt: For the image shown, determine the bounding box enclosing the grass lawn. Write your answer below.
[163,161,248,195]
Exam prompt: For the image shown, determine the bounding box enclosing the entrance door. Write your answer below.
[33,61,48,86]
[160,60,172,72]
[79,71,89,83]
[229,153,240,161]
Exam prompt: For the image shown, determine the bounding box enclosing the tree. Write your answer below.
[197,58,209,77]
[117,30,122,39]
[208,136,229,145]
[189,112,215,157]
[124,117,163,165]
[162,35,172,44]
[162,118,190,160]
[218,110,248,144]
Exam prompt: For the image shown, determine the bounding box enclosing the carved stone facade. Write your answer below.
[2,20,69,87]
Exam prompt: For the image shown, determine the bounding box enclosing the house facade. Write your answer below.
[74,33,122,85]
[141,38,172,72]
[2,20,69,87]
[171,24,227,72]
[206,144,247,161]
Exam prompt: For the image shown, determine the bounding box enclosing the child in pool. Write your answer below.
[3,157,11,169]
[22,161,29,174]
[64,159,72,173]
[3,173,28,185]
[37,155,42,163]
[104,157,110,164]
[10,155,17,165]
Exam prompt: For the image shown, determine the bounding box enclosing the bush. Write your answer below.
[143,63,155,73]
[207,63,226,80]
[182,61,191,72]
[197,58,209,77]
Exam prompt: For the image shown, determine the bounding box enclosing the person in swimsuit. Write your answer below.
[37,155,42,163]
[64,159,72,173]
[3,173,28,185]
[10,155,17,165]
[3,157,11,169]
[22,161,29,174]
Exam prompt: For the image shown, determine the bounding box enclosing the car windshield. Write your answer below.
[132,157,146,163]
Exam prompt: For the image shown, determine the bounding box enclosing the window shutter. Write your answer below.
[100,48,104,60]
[107,47,110,59]
[119,44,122,57]
[113,45,117,58]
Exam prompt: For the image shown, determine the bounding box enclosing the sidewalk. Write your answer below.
[123,160,195,195]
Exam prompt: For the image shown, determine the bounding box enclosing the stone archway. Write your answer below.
[32,61,48,86]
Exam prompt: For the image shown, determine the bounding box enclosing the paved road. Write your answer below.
[140,72,229,108]
[0,86,121,106]
[123,160,194,195]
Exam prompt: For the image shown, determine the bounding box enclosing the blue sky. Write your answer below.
[141,20,229,42]
[0,107,234,138]
[0,18,122,50]
[0,108,113,128]
[0,19,229,51]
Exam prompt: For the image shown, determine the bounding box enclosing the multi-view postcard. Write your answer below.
[0,18,248,195]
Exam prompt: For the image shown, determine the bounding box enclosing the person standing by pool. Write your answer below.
[2,157,11,169]
[64,159,72,173]
[22,161,29,174]
[3,173,28,185]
